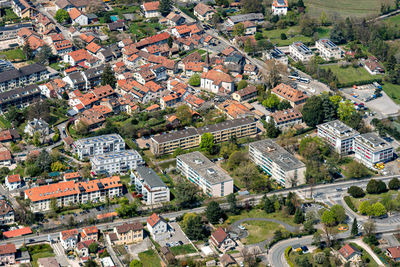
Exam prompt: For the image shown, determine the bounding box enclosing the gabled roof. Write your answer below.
[211,227,228,244]
[69,7,83,20]
[115,222,143,234]
[142,1,159,11]
[60,229,78,241]
[271,83,308,104]
[0,244,16,255]
[147,213,163,227]
[194,2,215,16]
[339,243,360,260]
[86,42,102,54]
[7,174,21,183]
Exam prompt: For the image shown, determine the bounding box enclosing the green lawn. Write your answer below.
[1,8,19,22]
[0,116,11,129]
[304,0,393,19]
[241,221,285,244]
[382,83,400,104]
[350,190,399,210]
[385,14,400,26]
[0,48,26,61]
[262,26,330,46]
[169,244,196,255]
[224,209,297,227]
[138,250,162,267]
[320,64,378,85]
[28,244,55,267]
[129,22,165,40]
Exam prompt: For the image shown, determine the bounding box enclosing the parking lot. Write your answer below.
[157,222,191,247]
[127,237,153,258]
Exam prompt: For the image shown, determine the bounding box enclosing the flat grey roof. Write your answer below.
[228,13,264,23]
[250,139,305,172]
[317,120,359,139]
[136,166,167,188]
[355,132,392,150]
[75,134,124,146]
[91,149,141,162]
[177,151,233,185]
[151,127,198,144]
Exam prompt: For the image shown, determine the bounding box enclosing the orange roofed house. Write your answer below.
[141,1,160,18]
[272,0,288,15]
[69,7,88,26]
[201,69,234,94]
[60,229,79,250]
[147,213,170,241]
[81,226,98,242]
[194,2,215,21]
[24,176,123,212]
[210,227,236,252]
[0,243,16,265]
[271,83,308,107]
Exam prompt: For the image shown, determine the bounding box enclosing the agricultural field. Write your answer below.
[382,83,400,104]
[319,64,377,85]
[304,0,395,19]
[384,14,400,26]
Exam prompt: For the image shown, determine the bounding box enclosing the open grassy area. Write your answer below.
[385,14,400,26]
[0,48,25,61]
[0,8,20,22]
[129,22,166,40]
[241,221,284,245]
[0,116,11,129]
[138,250,162,267]
[224,209,297,227]
[169,244,196,255]
[382,83,400,104]
[320,64,378,85]
[262,26,330,46]
[28,244,55,267]
[349,190,399,210]
[304,0,393,19]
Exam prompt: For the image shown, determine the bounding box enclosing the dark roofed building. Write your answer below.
[0,84,41,111]
[0,63,48,92]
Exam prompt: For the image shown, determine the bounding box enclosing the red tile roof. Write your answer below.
[69,8,83,20]
[388,247,400,259]
[0,243,16,255]
[86,42,102,54]
[54,40,72,51]
[64,171,81,180]
[142,1,159,11]
[201,69,233,84]
[211,227,227,244]
[7,174,21,183]
[271,83,308,104]
[61,229,78,240]
[339,243,360,259]
[3,227,32,238]
[147,213,161,227]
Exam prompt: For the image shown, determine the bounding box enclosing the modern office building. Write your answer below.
[317,120,360,155]
[73,134,125,160]
[90,150,144,175]
[249,139,306,187]
[150,118,257,155]
[315,39,343,60]
[133,166,170,205]
[176,151,233,197]
[354,133,394,167]
[289,42,313,62]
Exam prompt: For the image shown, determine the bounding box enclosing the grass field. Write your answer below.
[304,0,394,19]
[0,48,25,61]
[382,83,400,104]
[262,26,330,46]
[350,190,398,210]
[320,64,377,84]
[138,250,162,267]
[28,244,55,267]
[385,14,400,26]
[169,244,196,255]
[224,209,297,227]
[241,221,284,244]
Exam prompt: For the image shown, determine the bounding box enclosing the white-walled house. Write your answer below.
[200,69,234,94]
[60,229,79,250]
[5,174,21,191]
[272,0,288,15]
[69,8,88,26]
[147,213,171,241]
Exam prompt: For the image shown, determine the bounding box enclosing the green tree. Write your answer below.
[85,260,98,267]
[129,260,142,267]
[227,151,246,170]
[263,93,280,110]
[88,242,99,254]
[159,0,172,16]
[116,202,137,218]
[76,121,89,136]
[35,44,53,65]
[366,179,387,194]
[294,207,305,224]
[265,119,280,138]
[23,42,33,60]
[338,100,356,121]
[319,11,328,25]
[237,80,248,90]
[302,95,324,127]
[167,36,173,48]
[205,201,225,224]
[359,201,371,215]
[321,210,336,226]
[227,193,239,214]
[389,178,400,190]
[263,196,275,213]
[351,218,358,236]
[50,197,58,214]
[175,178,199,208]
[347,186,365,198]
[233,23,244,36]
[176,105,192,125]
[188,74,200,86]
[370,202,386,217]
[33,132,41,147]
[54,9,70,23]
[330,204,346,224]
[101,64,116,88]
[312,231,322,246]
[200,132,215,154]
[182,213,207,240]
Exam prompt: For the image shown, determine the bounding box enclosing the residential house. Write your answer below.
[133,166,170,205]
[53,40,73,55]
[81,226,98,242]
[141,1,160,18]
[24,118,49,137]
[289,42,313,62]
[12,0,36,18]
[147,213,171,241]
[160,93,180,109]
[387,246,400,262]
[226,13,264,26]
[270,108,303,129]
[364,56,385,75]
[0,129,20,143]
[0,63,48,92]
[5,174,21,190]
[166,12,185,26]
[271,83,308,106]
[220,254,236,267]
[108,20,126,32]
[354,133,393,168]
[194,2,215,21]
[0,243,16,265]
[265,47,288,65]
[338,243,362,264]
[210,228,236,252]
[86,42,102,56]
[201,70,234,94]
[76,240,95,258]
[315,39,343,60]
[90,149,144,175]
[271,0,288,15]
[69,8,88,25]
[232,85,257,102]
[242,21,257,35]
[216,100,253,119]
[0,200,14,225]
[60,229,79,250]
[112,222,143,245]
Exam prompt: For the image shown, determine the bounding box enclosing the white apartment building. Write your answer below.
[271,0,288,15]
[354,133,394,168]
[317,120,360,155]
[90,150,144,175]
[133,166,170,205]
[73,134,125,160]
[315,39,343,60]
[289,42,314,62]
[176,151,233,198]
[249,139,306,187]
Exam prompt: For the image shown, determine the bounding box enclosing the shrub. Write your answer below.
[347,186,365,198]
[389,178,400,190]
[344,196,357,212]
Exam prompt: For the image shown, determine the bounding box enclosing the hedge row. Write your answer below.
[344,196,358,212]
[285,246,295,267]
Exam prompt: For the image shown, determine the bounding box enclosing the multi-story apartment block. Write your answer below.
[0,84,42,112]
[24,176,123,212]
[133,166,170,205]
[0,200,14,225]
[249,139,306,187]
[289,42,314,62]
[73,134,125,160]
[0,64,49,92]
[317,120,360,155]
[150,118,257,155]
[354,133,394,168]
[315,39,343,60]
[177,151,234,197]
[90,150,144,175]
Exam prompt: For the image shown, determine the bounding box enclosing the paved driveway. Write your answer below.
[158,222,191,247]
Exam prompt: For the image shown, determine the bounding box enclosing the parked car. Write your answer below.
[238,225,246,230]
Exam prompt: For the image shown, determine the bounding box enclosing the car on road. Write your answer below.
[238,225,246,230]
[28,239,35,243]
[336,188,343,192]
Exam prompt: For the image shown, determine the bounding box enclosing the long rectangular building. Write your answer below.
[90,149,144,175]
[0,84,42,112]
[317,120,359,155]
[249,139,306,187]
[133,166,170,205]
[150,118,257,155]
[73,134,125,160]
[24,176,123,212]
[177,151,233,197]
[354,133,393,168]
[0,63,48,92]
